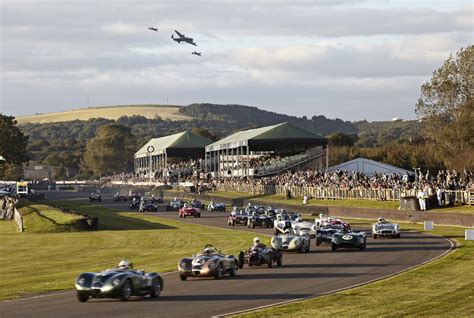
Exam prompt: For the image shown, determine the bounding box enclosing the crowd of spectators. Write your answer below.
[1,196,18,220]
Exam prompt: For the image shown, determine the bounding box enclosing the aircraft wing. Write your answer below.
[174,30,184,37]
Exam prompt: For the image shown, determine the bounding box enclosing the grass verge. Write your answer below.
[17,200,82,233]
[0,202,257,300]
[230,221,474,317]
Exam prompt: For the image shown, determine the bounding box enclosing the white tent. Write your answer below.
[328,157,413,176]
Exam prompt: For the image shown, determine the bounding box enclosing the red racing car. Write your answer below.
[179,206,201,218]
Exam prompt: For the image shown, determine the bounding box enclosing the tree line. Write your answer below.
[1,45,471,179]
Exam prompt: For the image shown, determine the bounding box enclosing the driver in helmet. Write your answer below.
[378,217,386,223]
[117,259,133,271]
[203,246,214,255]
[253,237,265,248]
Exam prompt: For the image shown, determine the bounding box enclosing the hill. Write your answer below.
[16,105,191,124]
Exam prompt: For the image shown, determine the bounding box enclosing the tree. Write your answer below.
[0,114,29,179]
[328,132,356,147]
[82,124,135,176]
[415,45,473,169]
[191,127,219,141]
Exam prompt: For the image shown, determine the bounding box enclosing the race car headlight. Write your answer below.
[112,278,121,287]
[77,278,85,286]
[208,261,216,269]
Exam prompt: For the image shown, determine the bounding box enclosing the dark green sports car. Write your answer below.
[75,267,163,302]
[331,231,367,251]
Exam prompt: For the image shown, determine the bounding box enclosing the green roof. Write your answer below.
[135,131,213,158]
[206,122,325,151]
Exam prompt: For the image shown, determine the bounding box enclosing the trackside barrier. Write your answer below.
[214,184,470,204]
[465,230,474,240]
[424,221,434,231]
[13,208,24,232]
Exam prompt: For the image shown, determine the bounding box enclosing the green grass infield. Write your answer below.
[0,201,258,300]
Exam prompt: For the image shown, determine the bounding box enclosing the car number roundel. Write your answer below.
[342,235,353,240]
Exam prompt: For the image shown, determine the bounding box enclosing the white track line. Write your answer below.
[214,236,455,317]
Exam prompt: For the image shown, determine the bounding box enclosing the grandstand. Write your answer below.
[205,122,327,178]
[134,131,213,179]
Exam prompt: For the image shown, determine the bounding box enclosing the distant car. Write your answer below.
[372,219,400,239]
[129,198,140,210]
[75,265,163,302]
[89,193,101,202]
[238,237,283,268]
[191,199,205,209]
[167,199,185,211]
[139,198,158,212]
[178,245,238,280]
[273,213,293,235]
[208,201,226,212]
[228,210,249,226]
[278,229,311,253]
[113,193,128,202]
[331,231,367,251]
[315,227,339,246]
[292,220,317,238]
[247,211,273,228]
[179,206,201,218]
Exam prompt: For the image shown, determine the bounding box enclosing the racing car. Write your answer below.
[273,213,293,235]
[139,198,159,212]
[208,201,226,212]
[331,230,367,251]
[372,218,400,238]
[75,260,163,302]
[292,219,317,238]
[167,198,186,211]
[89,192,101,202]
[113,193,128,202]
[228,208,249,226]
[238,237,283,268]
[279,229,311,253]
[315,227,339,246]
[179,205,201,218]
[178,245,238,280]
[129,197,140,209]
[191,199,205,209]
[247,211,273,228]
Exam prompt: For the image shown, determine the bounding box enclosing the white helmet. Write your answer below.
[118,259,132,270]
[253,237,261,244]
[319,213,324,219]
[378,217,385,223]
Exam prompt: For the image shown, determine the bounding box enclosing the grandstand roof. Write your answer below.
[206,122,326,151]
[328,157,413,177]
[135,131,213,158]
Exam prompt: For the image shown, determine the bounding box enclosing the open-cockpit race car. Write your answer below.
[331,230,367,251]
[178,245,238,280]
[228,208,249,226]
[179,204,201,218]
[208,200,226,212]
[238,237,283,268]
[75,260,163,302]
[89,192,101,202]
[372,218,400,238]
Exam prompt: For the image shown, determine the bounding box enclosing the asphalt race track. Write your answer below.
[0,192,453,318]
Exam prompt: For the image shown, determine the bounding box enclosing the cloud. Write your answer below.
[100,23,142,35]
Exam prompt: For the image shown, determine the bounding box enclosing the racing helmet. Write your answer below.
[118,259,133,270]
[203,247,214,255]
[253,237,261,244]
[284,229,292,235]
[319,213,324,219]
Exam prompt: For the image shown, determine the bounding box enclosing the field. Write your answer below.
[15,105,191,124]
[231,220,474,317]
[0,201,257,300]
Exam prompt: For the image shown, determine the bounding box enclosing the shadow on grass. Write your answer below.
[46,201,176,231]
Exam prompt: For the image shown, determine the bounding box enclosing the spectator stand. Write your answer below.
[134,131,213,181]
[205,122,327,179]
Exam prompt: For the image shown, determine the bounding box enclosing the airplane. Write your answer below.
[192,51,202,56]
[171,30,197,46]
[148,27,158,32]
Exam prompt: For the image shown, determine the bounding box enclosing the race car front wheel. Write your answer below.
[149,279,161,298]
[76,291,89,302]
[119,280,132,301]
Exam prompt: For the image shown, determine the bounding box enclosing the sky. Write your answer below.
[0,0,472,121]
